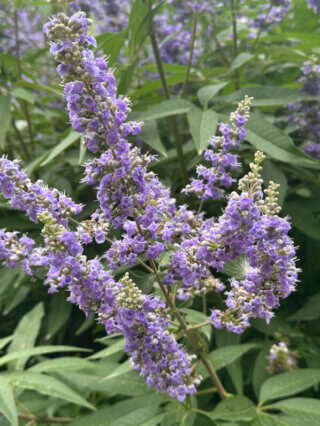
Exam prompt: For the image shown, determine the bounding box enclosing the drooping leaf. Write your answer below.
[187,107,219,154]
[7,302,44,370]
[140,120,167,157]
[230,53,255,70]
[259,369,320,405]
[29,357,95,373]
[134,99,193,121]
[41,131,80,166]
[0,345,90,367]
[197,82,228,107]
[89,339,125,360]
[245,114,320,169]
[96,31,127,66]
[11,87,35,104]
[0,376,18,426]
[268,398,320,423]
[3,371,94,409]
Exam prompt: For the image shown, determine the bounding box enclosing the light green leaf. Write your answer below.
[29,357,95,373]
[3,371,94,410]
[111,406,163,426]
[103,360,132,380]
[245,114,320,169]
[135,99,193,121]
[8,302,44,371]
[259,369,320,405]
[89,339,125,360]
[0,336,13,352]
[11,88,35,104]
[284,201,320,240]
[288,292,320,321]
[188,107,219,154]
[197,82,228,107]
[0,95,11,150]
[0,345,90,367]
[222,254,249,280]
[230,53,255,71]
[0,376,18,426]
[140,120,167,157]
[72,394,167,426]
[198,343,258,379]
[268,398,320,423]
[210,396,256,421]
[41,131,80,166]
[220,87,317,107]
[96,31,127,66]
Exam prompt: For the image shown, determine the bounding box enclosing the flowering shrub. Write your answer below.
[0,1,320,425]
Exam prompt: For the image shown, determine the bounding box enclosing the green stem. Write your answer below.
[230,0,240,90]
[11,119,31,161]
[181,13,198,98]
[16,413,73,424]
[148,3,188,184]
[149,258,228,400]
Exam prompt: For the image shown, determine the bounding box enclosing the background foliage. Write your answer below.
[1,0,320,424]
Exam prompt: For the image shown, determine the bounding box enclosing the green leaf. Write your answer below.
[261,159,287,206]
[96,31,127,66]
[135,99,193,121]
[284,201,320,240]
[259,369,320,405]
[188,107,219,154]
[252,340,272,398]
[103,360,132,380]
[72,394,167,426]
[210,396,256,421]
[230,53,255,71]
[8,302,44,371]
[43,294,72,340]
[222,254,249,280]
[140,120,167,157]
[245,114,320,169]
[111,406,163,426]
[220,87,317,107]
[0,376,18,426]
[89,339,125,360]
[0,336,13,352]
[197,82,228,107]
[268,398,320,423]
[0,345,90,367]
[41,131,80,166]
[198,344,258,378]
[2,371,94,410]
[11,88,35,104]
[29,357,95,373]
[0,96,11,150]
[288,291,320,321]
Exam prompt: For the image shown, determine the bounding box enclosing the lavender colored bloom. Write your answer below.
[185,96,252,201]
[267,341,298,374]
[251,0,290,32]
[287,56,320,154]
[306,0,320,13]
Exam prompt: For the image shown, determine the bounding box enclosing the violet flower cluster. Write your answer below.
[287,56,320,159]
[0,10,299,399]
[306,0,320,13]
[251,0,290,32]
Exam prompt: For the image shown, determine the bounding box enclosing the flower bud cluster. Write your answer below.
[185,96,252,201]
[267,341,298,374]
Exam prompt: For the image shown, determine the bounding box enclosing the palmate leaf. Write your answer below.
[268,398,320,423]
[187,107,219,154]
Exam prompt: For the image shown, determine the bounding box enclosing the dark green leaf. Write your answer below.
[0,96,11,150]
